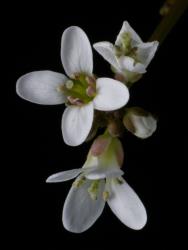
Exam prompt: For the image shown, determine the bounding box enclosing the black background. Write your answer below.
[7,0,187,249]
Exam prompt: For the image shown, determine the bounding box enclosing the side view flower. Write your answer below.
[46,134,147,233]
[93,21,159,84]
[16,26,129,146]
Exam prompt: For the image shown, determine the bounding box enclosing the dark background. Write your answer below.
[7,0,187,249]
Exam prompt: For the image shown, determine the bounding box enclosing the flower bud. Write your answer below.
[123,107,157,139]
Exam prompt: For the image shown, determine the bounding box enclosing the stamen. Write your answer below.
[67,96,84,106]
[72,176,86,188]
[103,191,110,201]
[103,180,111,201]
[88,180,100,200]
[65,80,74,89]
[86,86,96,97]
[121,32,132,53]
[85,76,96,86]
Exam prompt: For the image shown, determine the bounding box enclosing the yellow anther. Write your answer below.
[65,80,74,89]
[72,177,86,188]
[88,180,100,200]
[103,191,110,201]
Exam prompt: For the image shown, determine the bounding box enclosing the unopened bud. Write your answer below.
[123,107,157,139]
[160,0,176,16]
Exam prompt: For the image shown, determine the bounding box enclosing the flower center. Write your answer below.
[115,32,138,62]
[58,74,97,106]
[73,176,123,202]
[87,177,123,201]
[116,32,132,56]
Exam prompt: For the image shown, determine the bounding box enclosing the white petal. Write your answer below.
[16,71,67,105]
[132,114,157,139]
[115,21,142,47]
[62,103,94,146]
[63,179,105,233]
[93,78,129,111]
[85,167,124,180]
[118,56,146,74]
[46,168,82,183]
[107,179,147,230]
[119,56,134,71]
[61,26,93,78]
[93,42,120,71]
[137,41,159,67]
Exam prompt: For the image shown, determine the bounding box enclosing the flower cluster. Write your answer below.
[16,21,158,233]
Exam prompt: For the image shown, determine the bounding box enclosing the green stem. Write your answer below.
[149,0,188,44]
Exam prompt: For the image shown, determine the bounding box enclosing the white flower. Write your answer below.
[16,26,129,146]
[93,21,159,83]
[123,107,157,138]
[46,135,147,233]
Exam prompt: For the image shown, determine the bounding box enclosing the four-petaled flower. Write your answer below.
[94,21,159,83]
[16,26,129,146]
[46,135,147,233]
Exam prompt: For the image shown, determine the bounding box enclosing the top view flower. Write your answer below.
[94,21,159,83]
[16,26,129,146]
